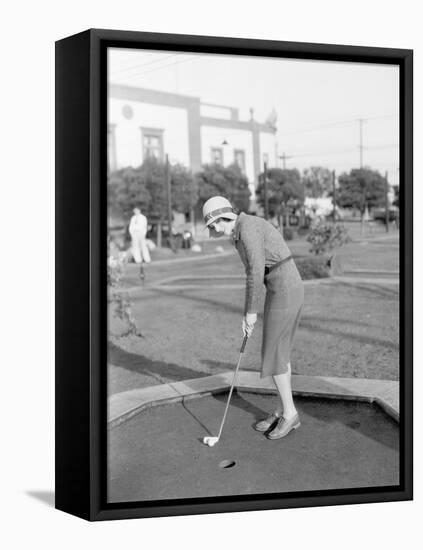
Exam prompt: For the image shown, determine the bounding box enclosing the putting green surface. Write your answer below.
[107,392,399,503]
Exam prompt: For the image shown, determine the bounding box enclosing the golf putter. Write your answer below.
[203,334,249,447]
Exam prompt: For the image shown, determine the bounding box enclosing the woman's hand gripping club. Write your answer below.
[242,313,257,338]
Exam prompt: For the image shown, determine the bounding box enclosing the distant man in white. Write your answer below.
[129,207,151,279]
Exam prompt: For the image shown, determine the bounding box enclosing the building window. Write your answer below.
[108,124,117,173]
[234,149,246,172]
[141,128,164,161]
[211,147,223,165]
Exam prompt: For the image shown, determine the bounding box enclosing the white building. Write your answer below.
[108,84,278,199]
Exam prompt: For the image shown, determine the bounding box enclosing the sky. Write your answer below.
[109,48,400,185]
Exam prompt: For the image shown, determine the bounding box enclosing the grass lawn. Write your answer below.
[108,278,398,395]
[336,240,399,272]
[108,228,399,395]
[125,227,399,285]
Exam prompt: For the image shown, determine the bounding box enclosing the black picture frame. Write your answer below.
[55,28,413,521]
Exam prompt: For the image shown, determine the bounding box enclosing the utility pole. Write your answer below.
[385,171,390,233]
[263,161,269,220]
[332,170,337,222]
[279,152,293,170]
[358,119,364,168]
[165,154,174,251]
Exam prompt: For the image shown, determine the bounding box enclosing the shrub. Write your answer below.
[306,222,350,255]
[295,255,331,279]
[283,227,297,241]
[107,244,140,337]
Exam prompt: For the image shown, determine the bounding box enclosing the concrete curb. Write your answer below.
[344,268,399,275]
[332,276,399,285]
[108,371,399,429]
[147,249,235,266]
[123,274,396,293]
[352,233,399,244]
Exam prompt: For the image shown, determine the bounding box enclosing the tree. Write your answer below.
[108,166,151,221]
[392,185,400,208]
[170,163,199,214]
[137,158,169,221]
[337,168,386,219]
[302,166,333,198]
[256,167,304,218]
[108,158,198,222]
[195,163,251,212]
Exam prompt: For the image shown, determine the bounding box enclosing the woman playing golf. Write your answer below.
[203,196,304,440]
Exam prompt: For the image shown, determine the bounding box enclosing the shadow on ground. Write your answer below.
[200,358,244,370]
[108,392,399,502]
[146,287,397,351]
[212,392,398,450]
[26,490,55,508]
[108,341,206,383]
[333,280,399,299]
[212,391,267,424]
[291,396,399,451]
[300,315,398,350]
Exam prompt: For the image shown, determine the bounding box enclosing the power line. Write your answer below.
[364,143,399,150]
[293,147,360,159]
[111,55,199,81]
[284,143,398,160]
[110,53,181,76]
[279,152,294,169]
[278,113,398,137]
[281,116,398,168]
[280,118,357,136]
[359,118,364,168]
[365,113,399,122]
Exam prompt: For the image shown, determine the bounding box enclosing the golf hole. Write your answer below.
[219,460,236,469]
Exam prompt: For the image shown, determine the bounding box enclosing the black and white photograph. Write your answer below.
[4,0,421,545]
[106,44,404,504]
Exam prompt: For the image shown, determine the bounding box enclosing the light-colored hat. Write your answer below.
[202,196,237,227]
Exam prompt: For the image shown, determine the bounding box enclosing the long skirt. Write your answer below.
[261,260,304,377]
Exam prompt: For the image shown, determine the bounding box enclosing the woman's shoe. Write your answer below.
[253,412,281,432]
[266,413,301,440]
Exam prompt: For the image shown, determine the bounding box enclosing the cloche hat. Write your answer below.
[202,196,237,227]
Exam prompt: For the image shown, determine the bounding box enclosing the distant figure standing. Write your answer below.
[129,207,151,281]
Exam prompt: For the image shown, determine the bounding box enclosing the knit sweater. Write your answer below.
[232,212,292,314]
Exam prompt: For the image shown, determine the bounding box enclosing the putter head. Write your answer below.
[203,436,219,447]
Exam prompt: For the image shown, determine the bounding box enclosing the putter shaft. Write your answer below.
[216,335,248,440]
